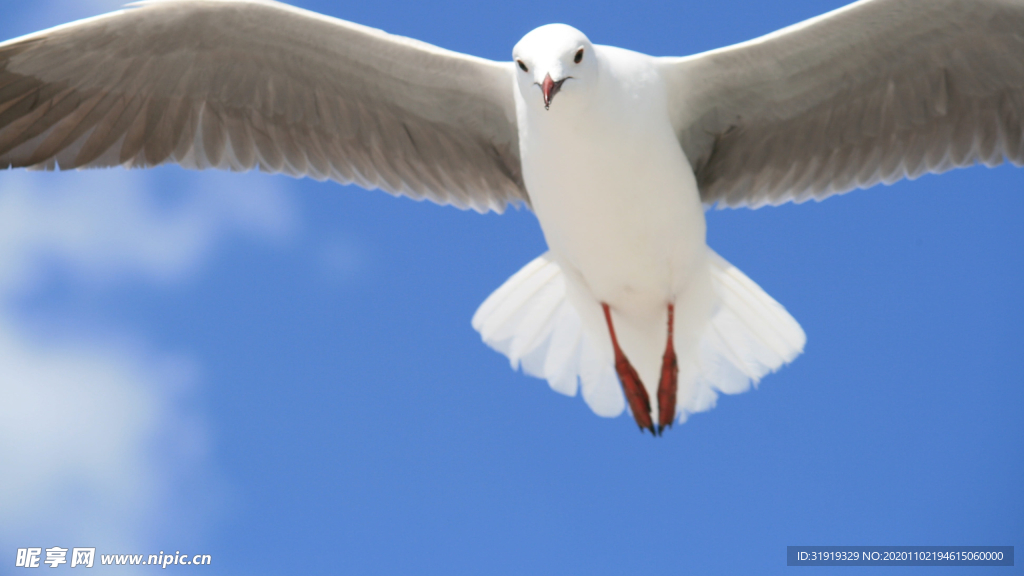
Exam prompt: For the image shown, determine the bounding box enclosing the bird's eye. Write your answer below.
[574,48,584,64]
[517,60,529,72]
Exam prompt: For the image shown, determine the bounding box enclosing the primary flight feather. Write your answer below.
[0,0,1020,434]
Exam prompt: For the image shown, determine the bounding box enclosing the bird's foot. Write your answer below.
[601,303,655,435]
[615,351,655,435]
[656,303,678,435]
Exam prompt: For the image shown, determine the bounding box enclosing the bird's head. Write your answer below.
[513,24,596,112]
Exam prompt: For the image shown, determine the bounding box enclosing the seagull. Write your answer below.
[0,0,1021,435]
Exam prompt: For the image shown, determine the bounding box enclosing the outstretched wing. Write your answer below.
[0,0,527,213]
[660,0,1024,208]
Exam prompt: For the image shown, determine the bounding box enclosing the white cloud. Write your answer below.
[0,169,292,296]
[0,167,295,570]
[1,0,298,566]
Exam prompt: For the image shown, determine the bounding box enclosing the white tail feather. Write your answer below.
[472,249,805,424]
[679,249,806,421]
[472,253,624,416]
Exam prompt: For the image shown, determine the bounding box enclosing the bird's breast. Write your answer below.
[519,102,707,308]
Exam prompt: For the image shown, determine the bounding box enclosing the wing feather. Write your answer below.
[661,0,1024,208]
[0,0,527,213]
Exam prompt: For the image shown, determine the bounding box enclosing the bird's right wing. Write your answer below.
[659,0,1024,209]
[0,0,527,213]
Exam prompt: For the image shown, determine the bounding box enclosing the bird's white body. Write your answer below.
[515,43,712,416]
[1,0,1020,430]
[469,26,807,424]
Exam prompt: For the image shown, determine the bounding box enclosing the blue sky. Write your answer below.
[0,0,1020,574]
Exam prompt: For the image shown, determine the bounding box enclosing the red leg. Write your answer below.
[601,303,655,435]
[657,304,678,435]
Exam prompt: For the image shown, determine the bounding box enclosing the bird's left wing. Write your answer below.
[659,0,1024,208]
[0,0,527,213]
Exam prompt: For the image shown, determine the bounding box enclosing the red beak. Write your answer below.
[541,73,566,110]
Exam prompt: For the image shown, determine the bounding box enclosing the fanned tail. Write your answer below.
[679,249,806,422]
[471,253,623,417]
[472,249,805,425]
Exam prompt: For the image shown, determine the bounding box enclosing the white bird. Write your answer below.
[0,0,1021,434]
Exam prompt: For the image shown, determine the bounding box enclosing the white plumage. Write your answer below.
[473,248,806,423]
[0,0,1020,432]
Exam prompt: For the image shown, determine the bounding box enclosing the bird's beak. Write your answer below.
[541,73,566,110]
